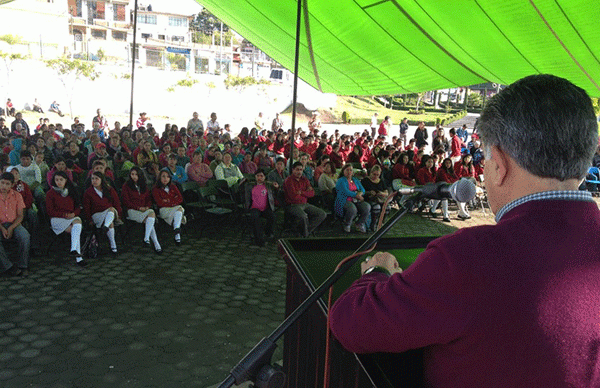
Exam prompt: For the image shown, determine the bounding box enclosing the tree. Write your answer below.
[45,57,99,118]
[190,8,230,44]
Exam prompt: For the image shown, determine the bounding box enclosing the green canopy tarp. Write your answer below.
[198,0,600,97]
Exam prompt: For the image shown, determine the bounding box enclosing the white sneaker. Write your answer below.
[343,224,351,233]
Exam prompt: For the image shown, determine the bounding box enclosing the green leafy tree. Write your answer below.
[190,8,231,44]
[467,92,483,108]
[45,57,99,117]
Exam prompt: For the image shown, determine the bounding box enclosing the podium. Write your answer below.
[278,236,437,388]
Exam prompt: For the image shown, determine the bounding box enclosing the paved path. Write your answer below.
[0,203,496,387]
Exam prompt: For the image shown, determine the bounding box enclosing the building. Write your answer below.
[67,0,133,60]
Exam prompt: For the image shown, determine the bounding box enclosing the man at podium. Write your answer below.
[330,74,600,387]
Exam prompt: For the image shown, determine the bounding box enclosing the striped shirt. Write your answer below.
[495,190,594,222]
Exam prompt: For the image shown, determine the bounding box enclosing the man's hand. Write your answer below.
[361,252,402,275]
[66,212,76,219]
[4,227,13,240]
[0,226,8,239]
[355,193,364,201]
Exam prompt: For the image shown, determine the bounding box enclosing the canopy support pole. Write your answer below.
[129,0,139,129]
[289,0,302,176]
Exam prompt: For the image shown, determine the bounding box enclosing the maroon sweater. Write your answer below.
[121,183,152,210]
[46,188,80,218]
[330,200,600,387]
[82,186,122,220]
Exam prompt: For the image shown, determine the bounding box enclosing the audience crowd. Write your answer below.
[0,109,491,276]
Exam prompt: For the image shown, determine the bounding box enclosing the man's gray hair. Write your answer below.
[478,74,598,180]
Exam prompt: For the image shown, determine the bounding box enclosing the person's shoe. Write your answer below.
[76,259,87,267]
[343,224,351,233]
[114,218,124,226]
[111,248,118,256]
[154,247,162,254]
[457,214,471,220]
[173,228,181,235]
[143,240,150,246]
[443,217,451,222]
[429,210,439,218]
[356,224,367,233]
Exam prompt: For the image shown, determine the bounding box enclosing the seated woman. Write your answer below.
[152,170,185,245]
[452,154,476,220]
[335,164,371,233]
[215,152,244,187]
[137,140,158,168]
[46,171,85,265]
[361,165,390,230]
[435,158,459,222]
[121,166,161,253]
[83,171,122,255]
[317,161,337,210]
[186,150,213,186]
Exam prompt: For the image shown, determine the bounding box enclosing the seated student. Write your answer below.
[16,150,46,204]
[186,150,213,186]
[0,172,30,276]
[64,141,87,171]
[317,161,337,210]
[84,160,116,189]
[313,155,330,183]
[137,140,158,168]
[239,152,258,175]
[361,165,390,229]
[158,143,172,168]
[83,171,122,255]
[434,157,460,222]
[176,145,190,168]
[392,152,416,186]
[283,161,327,237]
[7,166,40,255]
[209,149,224,173]
[335,164,371,233]
[121,166,161,253]
[88,142,113,170]
[267,157,288,205]
[230,143,245,166]
[46,157,74,188]
[245,169,278,247]
[164,154,187,185]
[299,153,315,185]
[46,171,86,266]
[152,170,185,245]
[254,145,274,170]
[215,152,244,187]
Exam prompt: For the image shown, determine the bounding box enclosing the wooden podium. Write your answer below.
[278,236,437,388]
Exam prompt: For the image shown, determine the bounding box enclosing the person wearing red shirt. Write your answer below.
[433,158,459,222]
[283,162,326,237]
[392,153,416,186]
[152,170,185,245]
[328,143,344,169]
[83,171,122,255]
[415,155,436,185]
[46,171,85,265]
[121,166,161,253]
[378,115,391,137]
[449,127,467,163]
[158,144,172,168]
[454,154,477,179]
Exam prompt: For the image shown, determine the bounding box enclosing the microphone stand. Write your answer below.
[217,194,422,388]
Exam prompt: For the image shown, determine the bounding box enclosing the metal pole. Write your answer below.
[289,0,302,176]
[129,0,139,129]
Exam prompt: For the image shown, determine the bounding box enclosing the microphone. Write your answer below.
[394,179,477,202]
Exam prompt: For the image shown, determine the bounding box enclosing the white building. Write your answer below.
[67,0,133,60]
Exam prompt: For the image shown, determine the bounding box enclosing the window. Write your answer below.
[168,16,187,27]
[113,4,126,21]
[69,0,82,17]
[112,31,127,41]
[158,34,165,40]
[141,33,152,39]
[91,29,107,40]
[137,14,157,24]
[171,36,185,42]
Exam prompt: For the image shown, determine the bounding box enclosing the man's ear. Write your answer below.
[491,146,509,187]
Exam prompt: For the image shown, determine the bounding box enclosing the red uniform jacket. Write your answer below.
[283,175,314,205]
[151,184,183,208]
[13,181,33,209]
[416,167,435,185]
[121,183,152,210]
[46,188,80,218]
[83,186,122,220]
[436,168,459,184]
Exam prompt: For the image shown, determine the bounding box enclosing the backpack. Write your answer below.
[82,232,99,259]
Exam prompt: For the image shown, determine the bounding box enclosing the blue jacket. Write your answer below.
[334,177,366,218]
[9,138,23,166]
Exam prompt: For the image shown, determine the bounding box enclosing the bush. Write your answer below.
[176,77,199,87]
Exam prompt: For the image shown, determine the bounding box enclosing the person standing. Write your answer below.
[11,112,30,137]
[368,112,378,139]
[399,117,409,148]
[330,74,600,388]
[378,115,391,138]
[187,112,204,133]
